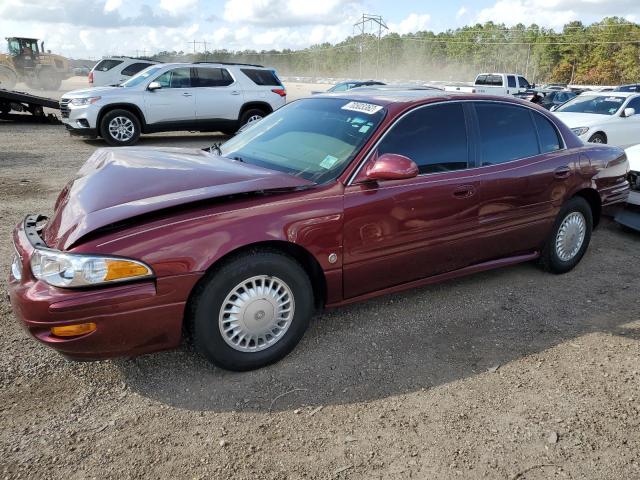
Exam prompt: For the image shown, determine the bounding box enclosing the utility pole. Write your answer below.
[353,13,388,79]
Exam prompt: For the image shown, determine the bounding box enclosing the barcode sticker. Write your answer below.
[341,101,383,114]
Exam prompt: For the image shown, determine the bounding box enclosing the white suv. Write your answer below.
[61,62,287,145]
[89,57,161,87]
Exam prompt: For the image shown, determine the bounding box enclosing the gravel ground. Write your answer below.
[1,80,640,479]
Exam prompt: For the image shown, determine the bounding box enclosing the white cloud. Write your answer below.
[160,0,198,15]
[476,0,640,28]
[103,0,121,13]
[456,6,468,19]
[389,13,431,35]
[223,0,362,27]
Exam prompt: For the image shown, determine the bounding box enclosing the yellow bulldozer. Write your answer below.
[0,37,72,91]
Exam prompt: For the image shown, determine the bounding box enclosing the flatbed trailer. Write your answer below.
[0,88,60,123]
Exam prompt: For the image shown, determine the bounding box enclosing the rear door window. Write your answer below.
[489,75,503,86]
[507,75,516,88]
[121,62,154,76]
[195,67,233,87]
[240,68,281,86]
[94,59,123,72]
[377,103,469,175]
[153,67,192,88]
[475,103,539,165]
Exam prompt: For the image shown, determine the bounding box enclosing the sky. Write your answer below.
[0,0,639,59]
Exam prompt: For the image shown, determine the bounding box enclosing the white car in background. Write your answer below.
[626,144,640,191]
[615,144,640,231]
[553,92,640,147]
[89,57,161,87]
[61,62,286,145]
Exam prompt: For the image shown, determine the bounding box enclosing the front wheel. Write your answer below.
[100,109,141,146]
[540,197,593,274]
[189,251,314,371]
[588,132,606,144]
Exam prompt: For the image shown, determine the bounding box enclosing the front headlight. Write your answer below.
[30,249,153,288]
[571,127,590,137]
[70,96,101,106]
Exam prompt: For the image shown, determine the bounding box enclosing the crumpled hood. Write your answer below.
[44,147,313,250]
[553,112,611,130]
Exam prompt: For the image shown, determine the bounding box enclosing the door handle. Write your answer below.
[230,91,241,95]
[452,184,476,198]
[554,166,571,179]
[182,92,192,97]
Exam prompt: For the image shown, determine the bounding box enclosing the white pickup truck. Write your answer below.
[444,73,533,96]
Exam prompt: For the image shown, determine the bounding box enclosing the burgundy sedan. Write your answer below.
[9,92,630,371]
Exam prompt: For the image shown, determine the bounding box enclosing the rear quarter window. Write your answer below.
[94,59,123,72]
[240,68,281,86]
[532,113,562,153]
[121,62,154,76]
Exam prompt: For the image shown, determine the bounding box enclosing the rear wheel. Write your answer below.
[239,108,267,128]
[588,132,606,144]
[540,197,593,274]
[189,251,314,371]
[99,109,141,146]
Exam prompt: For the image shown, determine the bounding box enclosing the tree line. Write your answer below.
[151,17,640,85]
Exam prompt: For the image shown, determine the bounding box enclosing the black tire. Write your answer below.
[588,132,606,144]
[239,108,267,128]
[37,70,61,90]
[540,197,593,274]
[99,109,141,146]
[0,66,17,91]
[189,251,314,371]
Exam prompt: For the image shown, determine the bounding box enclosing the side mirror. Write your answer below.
[361,153,419,182]
[623,107,635,118]
[147,81,162,91]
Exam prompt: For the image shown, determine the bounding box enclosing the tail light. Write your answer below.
[271,88,286,97]
[88,71,93,85]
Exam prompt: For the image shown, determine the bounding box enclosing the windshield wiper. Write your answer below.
[206,143,222,155]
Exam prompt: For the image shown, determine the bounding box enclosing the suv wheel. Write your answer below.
[189,251,314,371]
[239,108,266,128]
[540,197,593,274]
[100,109,141,146]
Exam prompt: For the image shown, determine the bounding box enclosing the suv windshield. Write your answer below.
[120,65,164,88]
[557,95,626,115]
[219,98,386,183]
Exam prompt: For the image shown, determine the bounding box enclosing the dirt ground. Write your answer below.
[1,79,639,480]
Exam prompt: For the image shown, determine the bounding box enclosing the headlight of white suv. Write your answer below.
[30,249,153,288]
[70,96,101,106]
[571,127,590,136]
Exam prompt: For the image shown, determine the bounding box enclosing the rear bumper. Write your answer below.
[8,217,202,360]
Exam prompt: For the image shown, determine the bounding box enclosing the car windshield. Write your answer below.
[120,65,163,88]
[556,95,626,115]
[219,98,386,183]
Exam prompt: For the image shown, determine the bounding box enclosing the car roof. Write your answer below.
[314,89,535,108]
[578,91,639,97]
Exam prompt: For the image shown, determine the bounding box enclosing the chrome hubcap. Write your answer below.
[108,116,135,142]
[246,114,263,124]
[218,275,294,352]
[555,212,586,261]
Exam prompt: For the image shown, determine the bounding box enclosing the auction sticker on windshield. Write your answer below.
[342,101,383,114]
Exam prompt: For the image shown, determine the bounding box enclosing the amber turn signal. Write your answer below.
[104,260,151,281]
[51,322,97,337]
